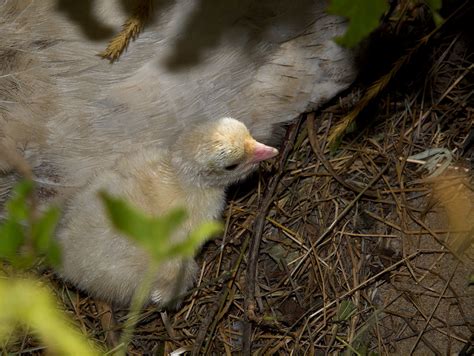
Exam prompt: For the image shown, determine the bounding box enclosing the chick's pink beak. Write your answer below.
[250,141,279,163]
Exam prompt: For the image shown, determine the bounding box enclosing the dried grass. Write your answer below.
[99,0,153,62]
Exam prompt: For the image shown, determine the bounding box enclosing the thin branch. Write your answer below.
[242,119,301,355]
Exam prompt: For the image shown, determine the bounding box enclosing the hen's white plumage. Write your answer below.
[0,0,357,195]
[57,117,278,306]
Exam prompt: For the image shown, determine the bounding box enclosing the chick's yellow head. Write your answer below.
[172,117,278,187]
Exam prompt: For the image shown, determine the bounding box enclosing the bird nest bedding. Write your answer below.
[4,6,474,356]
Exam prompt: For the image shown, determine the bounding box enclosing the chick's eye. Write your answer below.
[224,163,239,171]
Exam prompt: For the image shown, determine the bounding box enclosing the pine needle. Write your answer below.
[99,0,153,62]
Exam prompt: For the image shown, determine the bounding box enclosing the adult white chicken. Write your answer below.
[57,117,278,306]
[0,0,357,198]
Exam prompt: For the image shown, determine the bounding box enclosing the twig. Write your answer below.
[242,119,301,355]
[95,300,119,350]
[402,316,442,356]
[193,217,254,355]
[409,261,460,354]
[192,292,223,355]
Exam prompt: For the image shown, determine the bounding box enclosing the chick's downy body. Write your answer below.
[57,118,278,306]
[59,150,220,306]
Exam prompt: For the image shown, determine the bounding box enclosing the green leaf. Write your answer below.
[101,191,187,243]
[335,300,357,321]
[151,209,188,243]
[144,213,188,260]
[45,242,62,267]
[424,0,442,11]
[32,207,60,253]
[0,221,25,260]
[100,191,157,242]
[100,192,222,263]
[5,180,34,221]
[432,11,443,26]
[100,192,189,262]
[0,278,99,355]
[168,221,222,258]
[424,0,443,26]
[328,0,388,47]
[0,180,61,269]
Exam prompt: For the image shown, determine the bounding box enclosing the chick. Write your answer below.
[56,117,278,307]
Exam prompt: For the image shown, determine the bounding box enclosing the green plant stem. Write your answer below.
[116,262,158,356]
